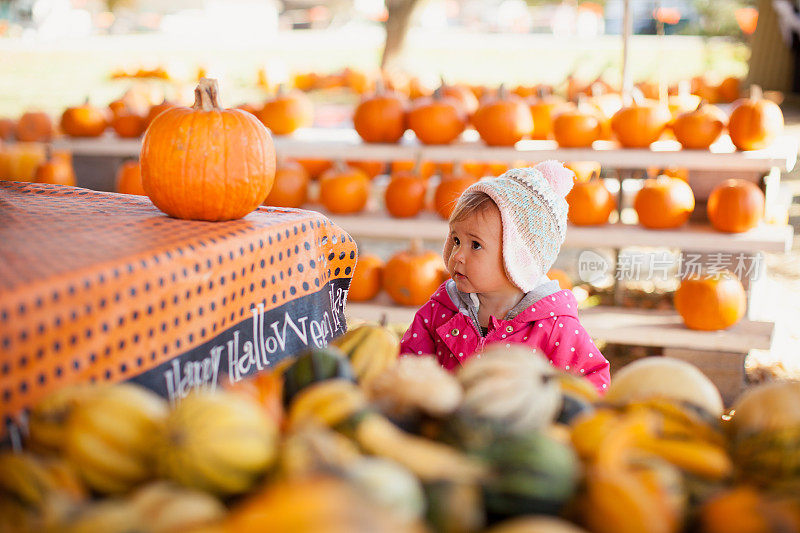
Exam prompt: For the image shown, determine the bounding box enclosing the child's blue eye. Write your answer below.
[472,241,481,250]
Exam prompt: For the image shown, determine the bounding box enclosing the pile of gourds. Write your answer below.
[2,321,798,533]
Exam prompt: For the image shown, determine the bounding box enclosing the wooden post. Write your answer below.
[381,0,425,72]
[746,0,794,92]
[621,0,634,104]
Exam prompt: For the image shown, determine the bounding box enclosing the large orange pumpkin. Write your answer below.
[472,85,534,147]
[674,271,746,331]
[406,89,466,145]
[633,176,695,229]
[385,168,426,218]
[318,162,370,214]
[16,111,54,142]
[553,100,602,148]
[111,109,147,138]
[60,99,108,137]
[264,159,309,208]
[567,179,616,226]
[348,254,384,302]
[383,240,444,306]
[728,85,784,151]
[707,179,765,233]
[116,160,146,195]
[141,78,276,221]
[672,101,727,150]
[434,171,478,220]
[352,82,406,143]
[611,95,671,148]
[257,87,314,135]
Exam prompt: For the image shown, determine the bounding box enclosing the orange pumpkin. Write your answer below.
[16,111,54,142]
[60,99,108,137]
[672,101,727,150]
[296,158,332,180]
[145,100,177,128]
[116,160,146,195]
[391,159,436,180]
[547,268,573,290]
[383,240,444,306]
[33,151,76,186]
[352,82,406,143]
[0,118,15,140]
[611,95,671,148]
[472,85,534,147]
[485,161,510,177]
[257,87,314,135]
[141,78,276,221]
[553,99,603,148]
[716,77,741,104]
[346,160,384,180]
[434,170,477,220]
[342,67,372,94]
[407,76,434,100]
[528,90,565,140]
[674,271,746,331]
[439,77,479,118]
[406,89,466,145]
[319,162,370,214]
[385,169,426,218]
[348,254,384,302]
[264,159,309,208]
[111,110,147,138]
[567,179,616,226]
[728,85,784,151]
[691,76,719,103]
[707,179,765,233]
[634,176,695,229]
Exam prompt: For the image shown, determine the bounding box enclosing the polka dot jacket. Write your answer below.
[399,282,611,394]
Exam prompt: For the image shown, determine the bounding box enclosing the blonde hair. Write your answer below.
[448,190,495,224]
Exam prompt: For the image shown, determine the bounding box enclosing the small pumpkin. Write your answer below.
[385,165,427,218]
[552,98,603,148]
[728,85,785,151]
[383,239,444,306]
[347,254,384,302]
[257,85,314,135]
[610,93,671,148]
[34,149,76,186]
[111,109,147,138]
[347,160,385,179]
[633,176,695,229]
[264,159,309,208]
[145,100,177,127]
[353,81,407,143]
[407,88,467,145]
[439,76,480,118]
[141,78,276,221]
[674,271,746,331]
[296,158,333,179]
[391,159,437,180]
[116,160,145,195]
[672,101,727,149]
[434,169,477,220]
[566,178,616,226]
[60,98,108,137]
[472,85,534,147]
[716,76,741,103]
[707,179,765,233]
[16,111,54,142]
[319,161,370,214]
[528,87,566,140]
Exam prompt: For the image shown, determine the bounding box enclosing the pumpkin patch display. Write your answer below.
[319,162,370,214]
[633,176,695,229]
[707,179,765,233]
[16,111,54,142]
[353,82,407,143]
[347,253,384,302]
[383,240,444,306]
[674,271,746,331]
[472,85,534,146]
[264,158,309,208]
[672,101,727,149]
[60,99,108,137]
[406,88,467,145]
[385,165,427,218]
[728,85,785,151]
[257,86,314,135]
[610,94,671,148]
[141,78,276,221]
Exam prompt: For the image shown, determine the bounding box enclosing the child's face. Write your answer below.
[446,203,519,295]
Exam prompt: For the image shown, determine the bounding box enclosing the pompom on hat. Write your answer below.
[455,161,575,292]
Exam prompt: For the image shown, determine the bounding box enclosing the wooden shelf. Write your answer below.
[345,299,775,354]
[320,210,794,254]
[51,128,798,173]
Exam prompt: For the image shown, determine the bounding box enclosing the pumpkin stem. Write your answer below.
[374,77,386,95]
[194,78,221,112]
[536,85,549,99]
[439,74,447,89]
[379,313,388,327]
[409,238,423,255]
[695,99,707,112]
[750,84,763,101]
[432,86,442,100]
[333,160,349,173]
[497,83,507,99]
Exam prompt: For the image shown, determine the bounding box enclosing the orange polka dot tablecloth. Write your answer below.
[0,182,357,439]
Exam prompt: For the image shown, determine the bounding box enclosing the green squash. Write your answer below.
[282,347,355,406]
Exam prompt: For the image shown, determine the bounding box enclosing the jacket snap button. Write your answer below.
[505,326,513,333]
[451,328,459,336]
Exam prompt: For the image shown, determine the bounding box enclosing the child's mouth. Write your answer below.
[454,273,466,280]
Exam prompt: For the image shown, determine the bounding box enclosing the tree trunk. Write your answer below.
[381,0,425,72]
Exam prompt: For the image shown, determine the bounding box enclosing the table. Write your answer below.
[0,182,357,443]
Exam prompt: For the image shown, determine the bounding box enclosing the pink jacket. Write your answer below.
[400,282,610,393]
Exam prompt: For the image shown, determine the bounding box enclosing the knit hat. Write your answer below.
[459,161,575,292]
